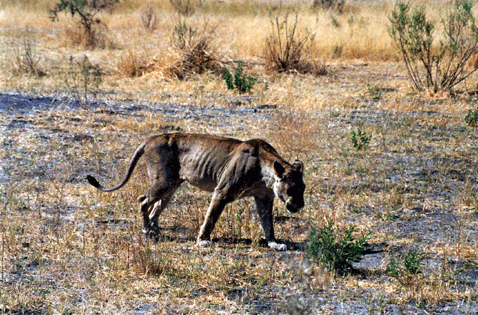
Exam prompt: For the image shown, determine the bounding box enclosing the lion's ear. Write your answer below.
[293,160,304,172]
[273,161,285,179]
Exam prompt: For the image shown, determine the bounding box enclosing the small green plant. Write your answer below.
[386,257,404,278]
[223,61,256,93]
[66,55,102,104]
[464,107,478,127]
[388,0,478,93]
[387,246,426,284]
[404,246,425,275]
[367,84,382,100]
[171,18,197,51]
[330,16,340,28]
[332,43,343,58]
[351,125,372,151]
[307,221,370,275]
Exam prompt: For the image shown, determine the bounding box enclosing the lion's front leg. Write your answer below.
[197,191,230,247]
[255,194,287,251]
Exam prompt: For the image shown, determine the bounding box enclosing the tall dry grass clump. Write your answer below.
[167,17,222,79]
[264,10,326,75]
[114,48,153,77]
[140,2,160,32]
[9,39,46,77]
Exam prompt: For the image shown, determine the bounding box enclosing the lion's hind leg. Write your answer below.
[138,183,181,240]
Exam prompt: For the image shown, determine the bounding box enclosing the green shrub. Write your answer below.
[404,246,425,275]
[388,0,478,93]
[50,0,119,49]
[223,61,256,93]
[307,221,370,275]
[351,125,372,151]
[387,246,425,283]
[465,107,478,127]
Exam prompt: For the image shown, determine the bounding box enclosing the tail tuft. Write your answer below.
[86,175,100,188]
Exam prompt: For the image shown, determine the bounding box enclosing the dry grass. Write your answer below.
[1,0,478,313]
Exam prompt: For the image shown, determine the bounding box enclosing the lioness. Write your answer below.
[86,133,305,250]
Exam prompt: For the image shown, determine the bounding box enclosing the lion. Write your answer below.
[86,133,305,250]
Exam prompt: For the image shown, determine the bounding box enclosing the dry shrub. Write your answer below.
[140,2,160,31]
[10,39,46,77]
[62,23,114,49]
[265,11,327,76]
[312,0,346,13]
[169,0,199,17]
[50,0,118,49]
[168,19,221,79]
[115,48,153,77]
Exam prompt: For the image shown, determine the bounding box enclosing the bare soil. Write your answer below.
[1,86,478,313]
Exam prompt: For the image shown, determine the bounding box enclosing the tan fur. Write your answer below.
[87,133,305,249]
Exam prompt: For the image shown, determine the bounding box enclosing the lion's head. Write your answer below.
[272,160,305,213]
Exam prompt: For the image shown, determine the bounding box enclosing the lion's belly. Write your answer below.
[183,175,217,192]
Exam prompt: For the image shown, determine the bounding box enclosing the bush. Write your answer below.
[351,125,372,151]
[264,10,326,75]
[465,107,478,127]
[308,222,370,275]
[50,0,119,49]
[169,0,198,17]
[312,0,346,13]
[223,61,256,93]
[169,18,220,79]
[388,0,478,93]
[404,246,425,275]
[11,39,46,77]
[387,246,425,285]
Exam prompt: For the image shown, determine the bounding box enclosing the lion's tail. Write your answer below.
[86,142,146,192]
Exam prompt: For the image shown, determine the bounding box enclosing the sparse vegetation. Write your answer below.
[264,10,326,75]
[313,0,346,13]
[223,61,256,93]
[11,39,46,77]
[50,0,119,49]
[65,55,102,103]
[465,106,478,127]
[351,124,372,151]
[140,2,159,31]
[308,222,370,275]
[169,17,220,79]
[389,0,478,93]
[1,0,478,313]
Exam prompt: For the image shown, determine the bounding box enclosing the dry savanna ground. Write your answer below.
[1,0,478,314]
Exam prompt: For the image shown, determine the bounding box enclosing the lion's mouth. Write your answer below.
[286,202,302,213]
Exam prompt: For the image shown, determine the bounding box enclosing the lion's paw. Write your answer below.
[197,240,212,248]
[268,241,287,251]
